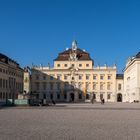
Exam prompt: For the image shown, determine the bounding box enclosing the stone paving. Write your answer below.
[0,103,140,140]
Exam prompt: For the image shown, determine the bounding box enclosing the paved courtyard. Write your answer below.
[0,103,140,140]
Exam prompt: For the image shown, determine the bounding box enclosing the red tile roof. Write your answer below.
[54,48,93,61]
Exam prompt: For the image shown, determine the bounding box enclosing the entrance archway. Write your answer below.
[70,93,75,102]
[117,93,122,102]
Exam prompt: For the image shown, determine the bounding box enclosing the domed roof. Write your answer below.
[54,41,93,61]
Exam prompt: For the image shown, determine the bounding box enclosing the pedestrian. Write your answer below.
[101,98,103,104]
[91,96,94,104]
[52,99,56,105]
[102,98,105,104]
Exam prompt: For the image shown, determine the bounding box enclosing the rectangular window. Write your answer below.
[57,93,60,99]
[79,93,82,99]
[79,75,82,80]
[6,80,8,88]
[107,83,111,90]
[93,82,96,90]
[50,75,54,80]
[64,93,67,99]
[43,75,46,80]
[0,92,2,99]
[118,84,121,90]
[57,83,60,90]
[108,75,111,80]
[3,69,5,73]
[100,75,104,80]
[78,82,82,89]
[107,93,111,99]
[50,93,53,99]
[3,79,5,88]
[43,94,46,99]
[93,93,96,99]
[100,93,104,100]
[64,82,69,89]
[93,75,97,80]
[3,92,5,99]
[43,82,46,90]
[86,82,90,90]
[86,75,90,80]
[57,75,61,80]
[100,83,104,90]
[36,75,39,80]
[0,79,2,88]
[64,75,67,80]
[50,83,54,90]
[36,82,40,90]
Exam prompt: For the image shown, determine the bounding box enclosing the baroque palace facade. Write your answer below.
[0,41,140,104]
[30,41,125,103]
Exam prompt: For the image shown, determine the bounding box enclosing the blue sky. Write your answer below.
[0,0,140,73]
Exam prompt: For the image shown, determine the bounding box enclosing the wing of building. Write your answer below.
[123,52,140,102]
[30,41,125,103]
[0,53,24,105]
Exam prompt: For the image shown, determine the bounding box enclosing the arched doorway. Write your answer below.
[70,93,75,102]
[117,93,122,102]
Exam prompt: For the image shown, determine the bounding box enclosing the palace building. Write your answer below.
[0,53,24,105]
[30,41,124,103]
[1,41,139,104]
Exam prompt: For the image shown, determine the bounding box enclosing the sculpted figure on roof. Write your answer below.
[72,40,77,51]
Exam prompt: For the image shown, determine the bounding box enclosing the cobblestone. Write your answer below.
[0,103,140,140]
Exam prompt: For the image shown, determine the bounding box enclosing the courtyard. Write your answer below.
[0,103,140,140]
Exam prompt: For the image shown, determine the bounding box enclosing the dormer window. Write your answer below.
[79,64,82,67]
[64,64,67,67]
[72,64,75,67]
[86,64,89,67]
[57,64,60,67]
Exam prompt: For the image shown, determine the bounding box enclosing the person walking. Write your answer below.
[91,93,95,104]
[101,98,105,104]
[52,99,56,105]
[102,98,105,104]
[91,97,94,104]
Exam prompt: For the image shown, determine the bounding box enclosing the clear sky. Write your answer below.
[0,0,140,73]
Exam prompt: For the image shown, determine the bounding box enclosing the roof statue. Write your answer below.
[72,40,77,51]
